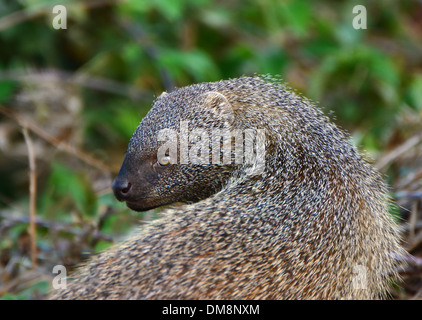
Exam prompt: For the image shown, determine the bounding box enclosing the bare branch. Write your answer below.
[0,68,149,101]
[375,132,422,171]
[0,105,118,173]
[0,0,123,32]
[22,127,38,268]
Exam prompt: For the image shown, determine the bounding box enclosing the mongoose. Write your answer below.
[51,76,405,299]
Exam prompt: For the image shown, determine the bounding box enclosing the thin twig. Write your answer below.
[0,105,118,173]
[0,211,113,243]
[0,0,122,32]
[0,269,48,296]
[398,254,422,274]
[398,167,422,190]
[409,200,419,245]
[375,132,422,171]
[22,127,38,268]
[0,68,149,101]
[115,17,176,92]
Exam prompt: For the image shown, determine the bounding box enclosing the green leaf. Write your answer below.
[94,240,113,252]
[406,74,422,110]
[280,0,312,37]
[154,0,185,22]
[113,105,142,139]
[19,280,51,299]
[0,80,16,103]
[368,51,399,87]
[1,293,25,300]
[118,0,149,14]
[98,193,128,211]
[47,162,98,218]
[158,49,220,82]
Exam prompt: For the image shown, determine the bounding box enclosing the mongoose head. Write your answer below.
[112,84,238,211]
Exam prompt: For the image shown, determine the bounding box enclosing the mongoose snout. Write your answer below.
[111,178,132,201]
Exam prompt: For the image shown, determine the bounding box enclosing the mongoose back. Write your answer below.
[51,76,404,299]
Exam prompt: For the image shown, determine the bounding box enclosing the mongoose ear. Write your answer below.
[158,91,168,98]
[199,91,235,126]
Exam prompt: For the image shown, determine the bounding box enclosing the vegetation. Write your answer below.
[0,0,421,299]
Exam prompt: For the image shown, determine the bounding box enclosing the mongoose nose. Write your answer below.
[112,178,132,201]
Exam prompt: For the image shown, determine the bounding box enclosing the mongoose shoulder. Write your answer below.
[51,76,405,299]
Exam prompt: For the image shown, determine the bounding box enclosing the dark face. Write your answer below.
[112,86,237,212]
[112,147,233,212]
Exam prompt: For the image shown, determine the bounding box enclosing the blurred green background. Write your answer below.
[0,0,421,299]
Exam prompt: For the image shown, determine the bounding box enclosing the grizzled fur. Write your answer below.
[51,77,405,299]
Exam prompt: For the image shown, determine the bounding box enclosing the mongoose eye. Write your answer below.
[158,155,171,167]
